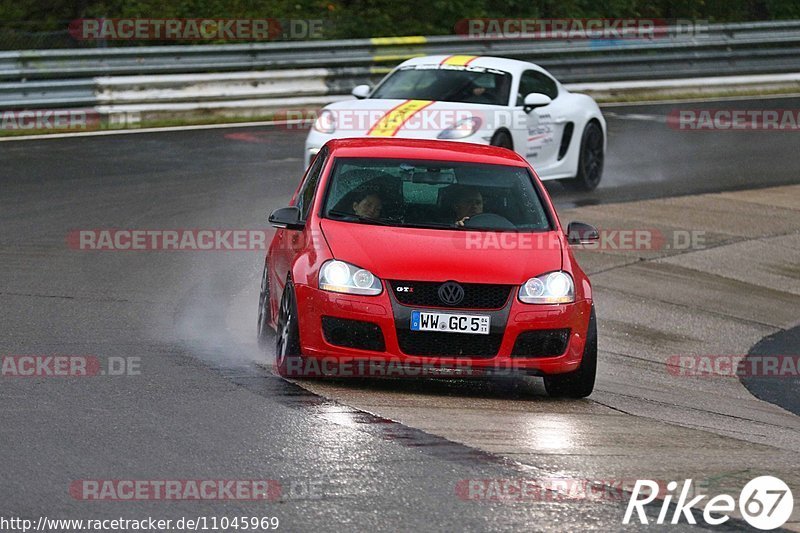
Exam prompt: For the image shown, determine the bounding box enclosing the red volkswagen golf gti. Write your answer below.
[258,138,600,397]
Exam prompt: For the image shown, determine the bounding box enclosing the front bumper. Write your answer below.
[293,283,592,377]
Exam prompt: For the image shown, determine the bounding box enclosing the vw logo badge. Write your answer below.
[438,281,465,306]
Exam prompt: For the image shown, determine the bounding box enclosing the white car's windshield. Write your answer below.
[370,65,512,106]
[322,158,552,232]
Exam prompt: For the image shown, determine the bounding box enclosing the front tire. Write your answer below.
[257,265,273,346]
[544,307,597,398]
[275,282,303,377]
[561,122,604,191]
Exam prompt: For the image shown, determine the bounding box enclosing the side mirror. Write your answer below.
[269,206,305,230]
[523,93,552,113]
[567,221,599,245]
[351,85,371,99]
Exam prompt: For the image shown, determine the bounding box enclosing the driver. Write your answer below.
[451,186,484,226]
[462,74,494,103]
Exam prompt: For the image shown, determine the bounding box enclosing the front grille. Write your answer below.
[322,316,386,351]
[389,280,512,309]
[511,329,570,358]
[396,329,502,357]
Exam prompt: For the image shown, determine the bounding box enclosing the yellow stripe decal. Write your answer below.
[441,55,478,66]
[371,53,425,63]
[367,99,434,137]
[371,36,428,45]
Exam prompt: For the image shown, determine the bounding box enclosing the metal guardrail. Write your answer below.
[3,20,800,111]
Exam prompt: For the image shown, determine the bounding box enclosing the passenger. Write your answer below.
[350,189,383,218]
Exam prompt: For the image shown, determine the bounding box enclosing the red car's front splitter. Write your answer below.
[290,284,592,378]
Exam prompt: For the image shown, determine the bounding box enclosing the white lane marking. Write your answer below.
[603,112,667,123]
[600,92,800,108]
[567,72,800,91]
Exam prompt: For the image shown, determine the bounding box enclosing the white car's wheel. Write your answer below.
[561,122,604,191]
[490,130,513,151]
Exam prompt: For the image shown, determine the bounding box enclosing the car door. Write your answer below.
[516,70,567,169]
[270,148,327,300]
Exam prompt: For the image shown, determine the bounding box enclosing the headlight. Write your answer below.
[319,260,382,296]
[437,116,482,139]
[313,110,336,134]
[519,271,575,304]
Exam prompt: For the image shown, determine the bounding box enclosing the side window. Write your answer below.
[516,70,558,105]
[295,148,327,220]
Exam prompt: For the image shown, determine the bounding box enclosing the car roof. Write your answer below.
[325,138,529,167]
[397,55,546,76]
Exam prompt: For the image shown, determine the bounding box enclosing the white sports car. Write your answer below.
[305,55,606,190]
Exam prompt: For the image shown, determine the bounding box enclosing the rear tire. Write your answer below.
[561,122,604,191]
[544,307,597,398]
[275,282,303,377]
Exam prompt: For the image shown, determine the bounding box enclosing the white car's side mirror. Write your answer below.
[351,85,371,99]
[523,93,552,113]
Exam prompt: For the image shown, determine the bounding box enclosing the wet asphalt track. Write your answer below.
[1,96,799,531]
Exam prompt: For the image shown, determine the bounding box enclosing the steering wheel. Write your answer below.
[463,213,516,230]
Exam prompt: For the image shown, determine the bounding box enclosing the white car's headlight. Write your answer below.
[437,116,482,139]
[319,260,382,296]
[313,110,336,134]
[519,271,575,304]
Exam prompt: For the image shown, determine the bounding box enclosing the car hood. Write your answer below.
[321,98,498,138]
[319,220,563,284]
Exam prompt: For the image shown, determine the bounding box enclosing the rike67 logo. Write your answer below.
[624,476,794,530]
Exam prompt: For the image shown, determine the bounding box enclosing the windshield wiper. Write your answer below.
[326,210,395,226]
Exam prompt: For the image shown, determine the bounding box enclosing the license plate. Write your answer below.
[410,311,490,335]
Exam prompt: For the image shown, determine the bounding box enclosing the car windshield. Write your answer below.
[370,65,512,106]
[322,158,552,232]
